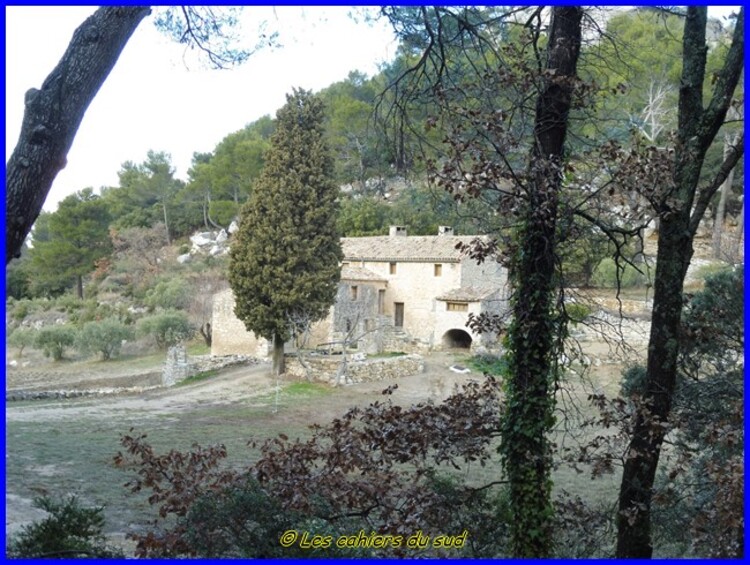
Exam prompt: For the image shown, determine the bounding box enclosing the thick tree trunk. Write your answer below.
[503,7,582,558]
[6,6,151,264]
[76,274,84,300]
[272,332,285,375]
[616,7,744,558]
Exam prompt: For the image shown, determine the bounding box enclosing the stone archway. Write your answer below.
[442,329,473,349]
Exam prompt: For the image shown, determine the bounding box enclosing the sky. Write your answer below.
[5,6,398,211]
[5,6,740,214]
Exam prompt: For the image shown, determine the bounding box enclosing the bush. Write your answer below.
[144,277,191,311]
[7,327,37,358]
[565,302,593,325]
[137,310,195,349]
[592,258,649,288]
[6,495,123,558]
[467,354,509,377]
[621,364,647,397]
[76,318,134,360]
[35,325,77,360]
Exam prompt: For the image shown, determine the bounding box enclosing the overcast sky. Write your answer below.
[6,6,397,211]
[6,6,740,213]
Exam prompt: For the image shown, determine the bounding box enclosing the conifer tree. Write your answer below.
[228,88,342,375]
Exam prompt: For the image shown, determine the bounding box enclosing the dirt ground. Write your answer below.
[5,315,645,552]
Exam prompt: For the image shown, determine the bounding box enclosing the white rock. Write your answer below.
[209,245,223,256]
[190,232,214,247]
[228,220,240,235]
[177,253,192,264]
[449,365,471,374]
[9,360,17,368]
[216,229,228,243]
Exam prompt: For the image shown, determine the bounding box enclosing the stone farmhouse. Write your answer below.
[211,226,509,358]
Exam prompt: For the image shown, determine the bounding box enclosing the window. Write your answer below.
[378,289,385,314]
[342,262,350,268]
[389,262,397,274]
[434,263,442,277]
[350,285,358,300]
[365,318,375,332]
[345,318,352,332]
[446,302,468,312]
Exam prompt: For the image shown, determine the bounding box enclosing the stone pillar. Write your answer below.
[162,344,190,386]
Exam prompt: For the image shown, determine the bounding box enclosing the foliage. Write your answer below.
[144,277,192,312]
[229,89,342,373]
[466,354,509,376]
[26,189,112,298]
[6,495,123,558]
[669,266,744,557]
[136,310,194,349]
[116,379,506,557]
[565,302,593,325]
[76,318,134,360]
[34,325,77,361]
[7,327,37,358]
[592,257,649,288]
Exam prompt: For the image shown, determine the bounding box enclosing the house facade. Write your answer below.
[211,226,509,357]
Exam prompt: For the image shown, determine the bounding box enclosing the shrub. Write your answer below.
[467,354,509,377]
[137,310,195,349]
[621,364,647,397]
[565,302,593,325]
[6,495,123,558]
[592,258,649,288]
[76,318,134,360]
[7,327,37,358]
[144,277,191,311]
[35,325,77,360]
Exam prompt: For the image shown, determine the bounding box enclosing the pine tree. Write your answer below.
[228,88,342,375]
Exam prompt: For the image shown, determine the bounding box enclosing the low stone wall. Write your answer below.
[7,355,260,402]
[286,353,424,385]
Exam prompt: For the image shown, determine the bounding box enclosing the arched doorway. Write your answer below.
[442,329,472,349]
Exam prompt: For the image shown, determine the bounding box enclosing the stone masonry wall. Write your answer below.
[286,354,424,385]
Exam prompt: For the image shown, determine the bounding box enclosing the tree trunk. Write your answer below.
[6,6,151,264]
[272,332,285,376]
[730,198,744,261]
[162,201,172,245]
[616,7,744,558]
[76,274,83,300]
[503,7,582,558]
[711,132,738,258]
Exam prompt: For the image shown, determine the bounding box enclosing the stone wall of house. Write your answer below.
[286,353,424,384]
[211,289,270,357]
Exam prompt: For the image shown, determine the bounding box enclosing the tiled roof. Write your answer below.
[341,235,489,262]
[436,286,499,302]
[340,265,387,282]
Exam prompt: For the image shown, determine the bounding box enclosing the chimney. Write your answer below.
[438,226,454,236]
[389,225,407,237]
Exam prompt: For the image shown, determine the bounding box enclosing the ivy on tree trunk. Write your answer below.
[501,7,582,558]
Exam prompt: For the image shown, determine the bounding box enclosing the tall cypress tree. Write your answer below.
[228,88,342,375]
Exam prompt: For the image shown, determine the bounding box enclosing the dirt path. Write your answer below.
[5,347,632,551]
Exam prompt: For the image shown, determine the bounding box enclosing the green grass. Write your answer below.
[368,351,407,358]
[465,354,509,376]
[281,381,332,397]
[177,369,218,386]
